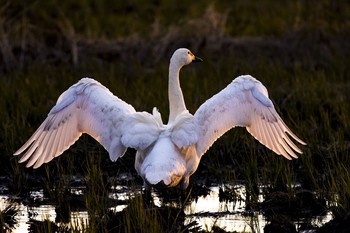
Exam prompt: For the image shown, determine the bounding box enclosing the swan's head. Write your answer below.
[170,48,202,67]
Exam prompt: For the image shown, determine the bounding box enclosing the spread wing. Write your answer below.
[194,75,306,159]
[14,78,161,168]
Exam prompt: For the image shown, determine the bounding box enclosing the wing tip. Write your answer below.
[13,151,21,156]
[33,162,43,169]
[18,157,27,164]
[13,143,31,157]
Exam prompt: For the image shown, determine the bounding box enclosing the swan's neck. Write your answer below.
[168,61,186,123]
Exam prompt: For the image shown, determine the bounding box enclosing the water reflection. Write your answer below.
[184,186,265,232]
[0,194,88,233]
[0,184,333,232]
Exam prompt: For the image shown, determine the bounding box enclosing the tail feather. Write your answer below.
[145,172,171,186]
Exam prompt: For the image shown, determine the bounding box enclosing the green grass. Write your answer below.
[1,0,350,232]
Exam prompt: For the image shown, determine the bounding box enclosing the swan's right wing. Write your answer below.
[194,75,306,159]
[14,78,154,168]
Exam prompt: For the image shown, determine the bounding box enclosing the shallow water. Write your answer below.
[0,183,333,232]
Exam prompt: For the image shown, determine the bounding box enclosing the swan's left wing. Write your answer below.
[194,75,306,159]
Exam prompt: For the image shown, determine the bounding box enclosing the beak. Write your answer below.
[193,56,203,63]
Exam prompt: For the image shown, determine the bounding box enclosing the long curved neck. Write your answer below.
[168,61,186,123]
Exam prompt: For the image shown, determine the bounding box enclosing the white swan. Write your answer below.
[14,48,306,189]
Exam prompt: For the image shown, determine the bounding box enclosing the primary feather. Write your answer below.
[14,48,306,189]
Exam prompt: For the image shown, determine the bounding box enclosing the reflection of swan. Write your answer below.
[14,48,306,189]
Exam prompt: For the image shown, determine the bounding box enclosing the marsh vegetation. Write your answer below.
[0,0,349,232]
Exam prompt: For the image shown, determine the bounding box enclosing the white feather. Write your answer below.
[121,111,161,150]
[170,110,198,149]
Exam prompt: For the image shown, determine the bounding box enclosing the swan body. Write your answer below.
[14,48,306,189]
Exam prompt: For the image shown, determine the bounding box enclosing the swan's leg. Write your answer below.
[142,180,153,204]
[143,180,151,191]
[180,176,190,190]
[179,176,191,203]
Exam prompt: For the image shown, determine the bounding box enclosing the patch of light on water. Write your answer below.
[29,189,45,202]
[185,186,240,214]
[152,193,162,207]
[0,197,57,233]
[109,204,128,212]
[70,187,84,195]
[184,185,265,232]
[295,212,333,232]
[69,211,89,230]
[109,185,142,200]
[0,195,89,233]
[310,214,333,228]
[186,213,265,233]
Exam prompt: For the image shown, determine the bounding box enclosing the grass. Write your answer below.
[0,0,350,232]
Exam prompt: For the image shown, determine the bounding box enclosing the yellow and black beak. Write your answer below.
[189,51,203,63]
[192,56,203,62]
[192,55,203,63]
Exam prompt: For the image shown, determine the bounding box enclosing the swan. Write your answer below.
[14,48,306,189]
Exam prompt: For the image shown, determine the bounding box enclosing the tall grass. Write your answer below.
[84,152,111,233]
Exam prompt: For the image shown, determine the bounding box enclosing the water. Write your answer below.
[0,184,333,232]
[184,186,265,232]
